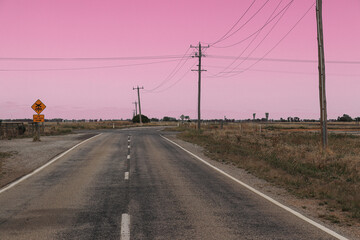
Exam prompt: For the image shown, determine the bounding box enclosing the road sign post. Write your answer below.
[31,99,46,141]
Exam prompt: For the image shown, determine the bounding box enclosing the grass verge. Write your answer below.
[175,123,360,223]
[0,151,14,177]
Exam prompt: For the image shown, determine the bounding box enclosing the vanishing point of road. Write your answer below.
[0,127,346,239]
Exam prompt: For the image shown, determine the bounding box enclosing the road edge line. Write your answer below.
[160,135,348,240]
[0,133,103,195]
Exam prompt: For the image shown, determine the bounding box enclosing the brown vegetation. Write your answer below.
[0,121,175,140]
[175,122,360,224]
[0,151,14,178]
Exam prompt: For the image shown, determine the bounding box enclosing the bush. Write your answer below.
[338,114,353,122]
[132,114,150,123]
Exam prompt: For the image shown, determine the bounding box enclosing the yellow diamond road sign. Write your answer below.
[31,99,46,114]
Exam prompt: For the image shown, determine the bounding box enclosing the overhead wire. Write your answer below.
[209,0,289,78]
[212,1,316,78]
[205,65,360,77]
[146,62,197,94]
[210,0,271,46]
[206,55,360,64]
[209,0,257,46]
[219,0,294,78]
[146,47,210,93]
[213,0,293,49]
[0,59,182,72]
[145,47,192,92]
[0,55,190,61]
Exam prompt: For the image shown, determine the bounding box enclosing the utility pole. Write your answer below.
[132,101,138,116]
[133,86,144,125]
[316,0,328,149]
[191,42,209,131]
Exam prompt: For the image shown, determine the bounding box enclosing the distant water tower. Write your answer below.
[265,112,269,121]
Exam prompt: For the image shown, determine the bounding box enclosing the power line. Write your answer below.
[214,2,319,78]
[0,55,191,62]
[212,0,294,49]
[209,0,257,45]
[218,0,294,77]
[204,66,360,77]
[207,55,360,64]
[145,63,197,94]
[210,0,291,77]
[210,0,271,46]
[0,59,182,72]
[145,47,192,92]
[148,48,211,93]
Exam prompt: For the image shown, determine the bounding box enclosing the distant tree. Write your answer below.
[150,118,159,122]
[180,114,185,122]
[132,114,150,123]
[337,114,353,122]
[355,117,360,122]
[294,117,300,122]
[162,116,177,121]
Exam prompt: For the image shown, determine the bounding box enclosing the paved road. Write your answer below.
[0,128,342,239]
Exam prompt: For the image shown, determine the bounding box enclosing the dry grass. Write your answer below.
[43,121,134,134]
[176,122,360,223]
[0,151,14,177]
[1,121,176,139]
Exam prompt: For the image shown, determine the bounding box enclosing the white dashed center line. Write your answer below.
[121,213,130,240]
[124,172,129,180]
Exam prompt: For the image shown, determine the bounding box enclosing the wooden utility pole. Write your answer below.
[191,42,209,131]
[133,86,144,124]
[132,101,138,116]
[316,0,328,149]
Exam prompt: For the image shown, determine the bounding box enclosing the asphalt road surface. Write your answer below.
[0,128,344,239]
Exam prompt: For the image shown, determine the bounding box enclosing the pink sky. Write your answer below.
[0,0,359,120]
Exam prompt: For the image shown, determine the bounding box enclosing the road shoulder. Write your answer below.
[0,132,98,188]
[162,131,359,240]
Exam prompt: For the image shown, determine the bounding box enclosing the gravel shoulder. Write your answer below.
[0,132,98,188]
[162,130,360,240]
